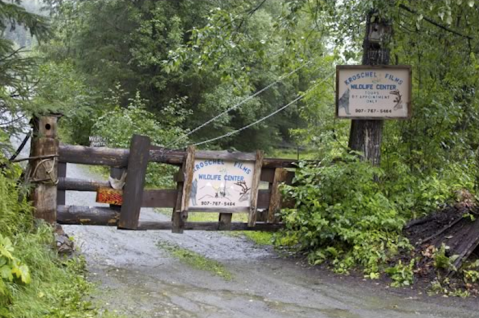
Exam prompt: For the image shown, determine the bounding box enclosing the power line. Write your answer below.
[166,60,313,147]
[193,70,335,147]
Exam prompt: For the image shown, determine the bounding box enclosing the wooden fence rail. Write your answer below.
[32,116,297,233]
[58,144,298,169]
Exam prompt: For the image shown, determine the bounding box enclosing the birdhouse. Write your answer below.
[367,20,392,44]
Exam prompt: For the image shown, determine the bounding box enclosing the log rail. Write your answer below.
[54,137,297,232]
[58,144,299,169]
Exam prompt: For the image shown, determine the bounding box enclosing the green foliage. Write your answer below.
[0,164,104,317]
[242,232,273,246]
[0,234,31,296]
[279,149,411,275]
[463,269,479,283]
[385,259,415,287]
[433,244,458,272]
[0,0,52,137]
[463,260,479,284]
[39,0,329,151]
[92,92,189,187]
[157,241,233,281]
[32,60,100,145]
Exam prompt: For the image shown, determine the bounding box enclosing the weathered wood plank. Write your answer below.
[218,213,232,230]
[59,144,300,169]
[58,177,110,191]
[57,178,273,209]
[260,168,295,184]
[180,146,196,214]
[262,158,298,169]
[57,205,119,225]
[59,144,130,167]
[30,116,59,224]
[118,135,151,230]
[142,189,177,208]
[267,168,288,223]
[248,150,264,227]
[171,180,184,232]
[57,205,283,231]
[57,162,66,206]
[172,146,195,233]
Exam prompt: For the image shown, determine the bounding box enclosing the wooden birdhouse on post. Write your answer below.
[363,13,392,66]
[366,17,392,45]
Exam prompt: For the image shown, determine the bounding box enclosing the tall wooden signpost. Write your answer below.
[349,11,392,166]
[338,11,411,166]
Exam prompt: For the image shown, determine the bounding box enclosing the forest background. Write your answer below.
[0,0,479,316]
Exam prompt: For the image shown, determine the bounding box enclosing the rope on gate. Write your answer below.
[29,156,58,185]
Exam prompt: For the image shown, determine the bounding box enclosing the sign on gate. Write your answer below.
[190,159,255,210]
[336,65,412,119]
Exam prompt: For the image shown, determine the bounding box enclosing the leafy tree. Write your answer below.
[0,0,49,136]
[41,0,329,151]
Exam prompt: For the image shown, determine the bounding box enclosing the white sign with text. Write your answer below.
[190,159,255,209]
[336,66,411,119]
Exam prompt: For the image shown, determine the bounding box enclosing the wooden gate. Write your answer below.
[30,116,296,233]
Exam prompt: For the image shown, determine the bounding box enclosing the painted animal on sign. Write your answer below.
[235,181,250,202]
[338,88,351,115]
[390,89,403,110]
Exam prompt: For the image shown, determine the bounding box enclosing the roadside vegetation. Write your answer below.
[0,1,478,313]
[0,164,108,317]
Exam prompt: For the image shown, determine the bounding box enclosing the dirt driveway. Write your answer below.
[63,164,479,318]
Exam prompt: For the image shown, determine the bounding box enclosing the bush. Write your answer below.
[92,93,189,188]
[278,152,410,276]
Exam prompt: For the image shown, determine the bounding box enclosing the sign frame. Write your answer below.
[335,65,412,120]
[185,151,261,214]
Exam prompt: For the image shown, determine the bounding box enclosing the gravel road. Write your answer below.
[59,163,479,318]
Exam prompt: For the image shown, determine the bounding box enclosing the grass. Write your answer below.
[156,241,233,280]
[0,165,119,318]
[155,209,274,246]
[0,225,115,318]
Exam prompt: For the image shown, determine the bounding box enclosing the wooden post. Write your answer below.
[267,168,288,223]
[348,11,391,166]
[118,135,150,230]
[248,150,264,227]
[172,146,195,233]
[57,162,66,206]
[30,116,60,224]
[218,213,233,230]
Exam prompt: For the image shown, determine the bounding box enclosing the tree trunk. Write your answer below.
[348,11,391,166]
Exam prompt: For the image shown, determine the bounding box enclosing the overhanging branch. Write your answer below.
[399,4,473,40]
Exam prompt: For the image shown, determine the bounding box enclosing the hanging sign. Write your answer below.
[190,159,255,211]
[336,65,412,119]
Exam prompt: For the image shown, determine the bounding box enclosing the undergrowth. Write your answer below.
[277,148,471,285]
[0,163,107,317]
